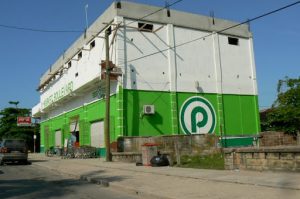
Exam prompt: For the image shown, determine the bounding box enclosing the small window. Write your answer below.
[167,9,171,17]
[68,61,72,68]
[78,51,82,60]
[228,37,239,45]
[106,26,112,36]
[138,23,153,32]
[115,1,121,9]
[90,40,95,49]
[75,72,78,77]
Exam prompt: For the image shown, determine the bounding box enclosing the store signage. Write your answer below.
[17,116,32,126]
[42,81,73,109]
[180,96,216,134]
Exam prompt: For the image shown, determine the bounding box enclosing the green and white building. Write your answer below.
[32,1,260,154]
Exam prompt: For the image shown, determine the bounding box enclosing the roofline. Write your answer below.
[38,2,117,90]
[117,1,251,37]
[38,1,251,89]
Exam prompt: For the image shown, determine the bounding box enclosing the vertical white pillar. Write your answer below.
[167,24,179,135]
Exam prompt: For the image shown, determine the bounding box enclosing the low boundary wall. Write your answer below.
[116,134,219,155]
[259,131,299,146]
[112,134,220,163]
[224,146,300,172]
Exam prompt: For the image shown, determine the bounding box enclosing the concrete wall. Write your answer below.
[112,134,220,163]
[224,146,300,172]
[115,134,220,155]
[40,35,105,110]
[259,131,299,147]
[120,18,257,95]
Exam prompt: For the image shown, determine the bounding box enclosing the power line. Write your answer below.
[0,24,83,33]
[124,1,300,64]
[125,0,184,26]
[0,0,183,34]
[35,1,184,89]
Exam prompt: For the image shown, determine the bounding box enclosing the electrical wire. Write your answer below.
[0,0,183,34]
[123,0,300,64]
[0,24,83,33]
[124,0,184,26]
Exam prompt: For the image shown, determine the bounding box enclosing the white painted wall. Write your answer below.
[43,82,118,120]
[218,35,257,95]
[121,22,257,95]
[40,35,106,110]
[121,19,170,91]
[36,17,257,119]
[174,27,217,93]
[37,26,120,119]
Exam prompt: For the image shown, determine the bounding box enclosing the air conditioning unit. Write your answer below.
[143,105,155,115]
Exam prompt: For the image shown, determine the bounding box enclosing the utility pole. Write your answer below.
[104,28,112,161]
[33,119,37,153]
[33,123,36,153]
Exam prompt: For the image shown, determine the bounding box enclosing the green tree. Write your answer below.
[0,105,39,151]
[263,77,300,135]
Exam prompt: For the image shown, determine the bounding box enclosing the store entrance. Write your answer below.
[70,120,80,147]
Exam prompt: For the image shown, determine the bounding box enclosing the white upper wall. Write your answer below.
[120,22,257,95]
[218,35,257,95]
[38,1,251,90]
[174,27,217,93]
[121,19,170,91]
[42,81,118,120]
[40,36,105,110]
[33,1,257,117]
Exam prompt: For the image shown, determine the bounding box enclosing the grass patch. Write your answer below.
[179,153,224,170]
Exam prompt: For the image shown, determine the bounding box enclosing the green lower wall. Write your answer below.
[220,137,257,148]
[40,90,260,152]
[40,95,118,153]
[223,95,261,136]
[124,90,173,136]
[123,90,260,137]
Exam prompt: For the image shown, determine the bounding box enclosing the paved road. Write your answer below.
[0,163,138,199]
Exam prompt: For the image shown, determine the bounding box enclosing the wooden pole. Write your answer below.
[104,29,112,161]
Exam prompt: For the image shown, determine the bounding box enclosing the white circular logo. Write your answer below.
[180,96,216,134]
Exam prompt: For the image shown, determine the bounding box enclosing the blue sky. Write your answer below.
[0,0,299,111]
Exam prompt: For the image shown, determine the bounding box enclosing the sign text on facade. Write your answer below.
[42,81,73,109]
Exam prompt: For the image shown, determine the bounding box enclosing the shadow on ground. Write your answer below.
[1,161,32,166]
[28,159,48,163]
[80,170,130,183]
[0,178,86,199]
[0,168,129,199]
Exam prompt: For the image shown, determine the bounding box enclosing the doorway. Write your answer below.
[70,120,80,147]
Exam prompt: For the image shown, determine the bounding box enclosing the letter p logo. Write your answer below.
[180,96,216,134]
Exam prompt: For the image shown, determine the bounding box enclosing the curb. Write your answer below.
[31,161,174,199]
[32,162,109,186]
[86,163,300,191]
[29,156,300,195]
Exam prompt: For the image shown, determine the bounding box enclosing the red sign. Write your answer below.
[17,117,32,126]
